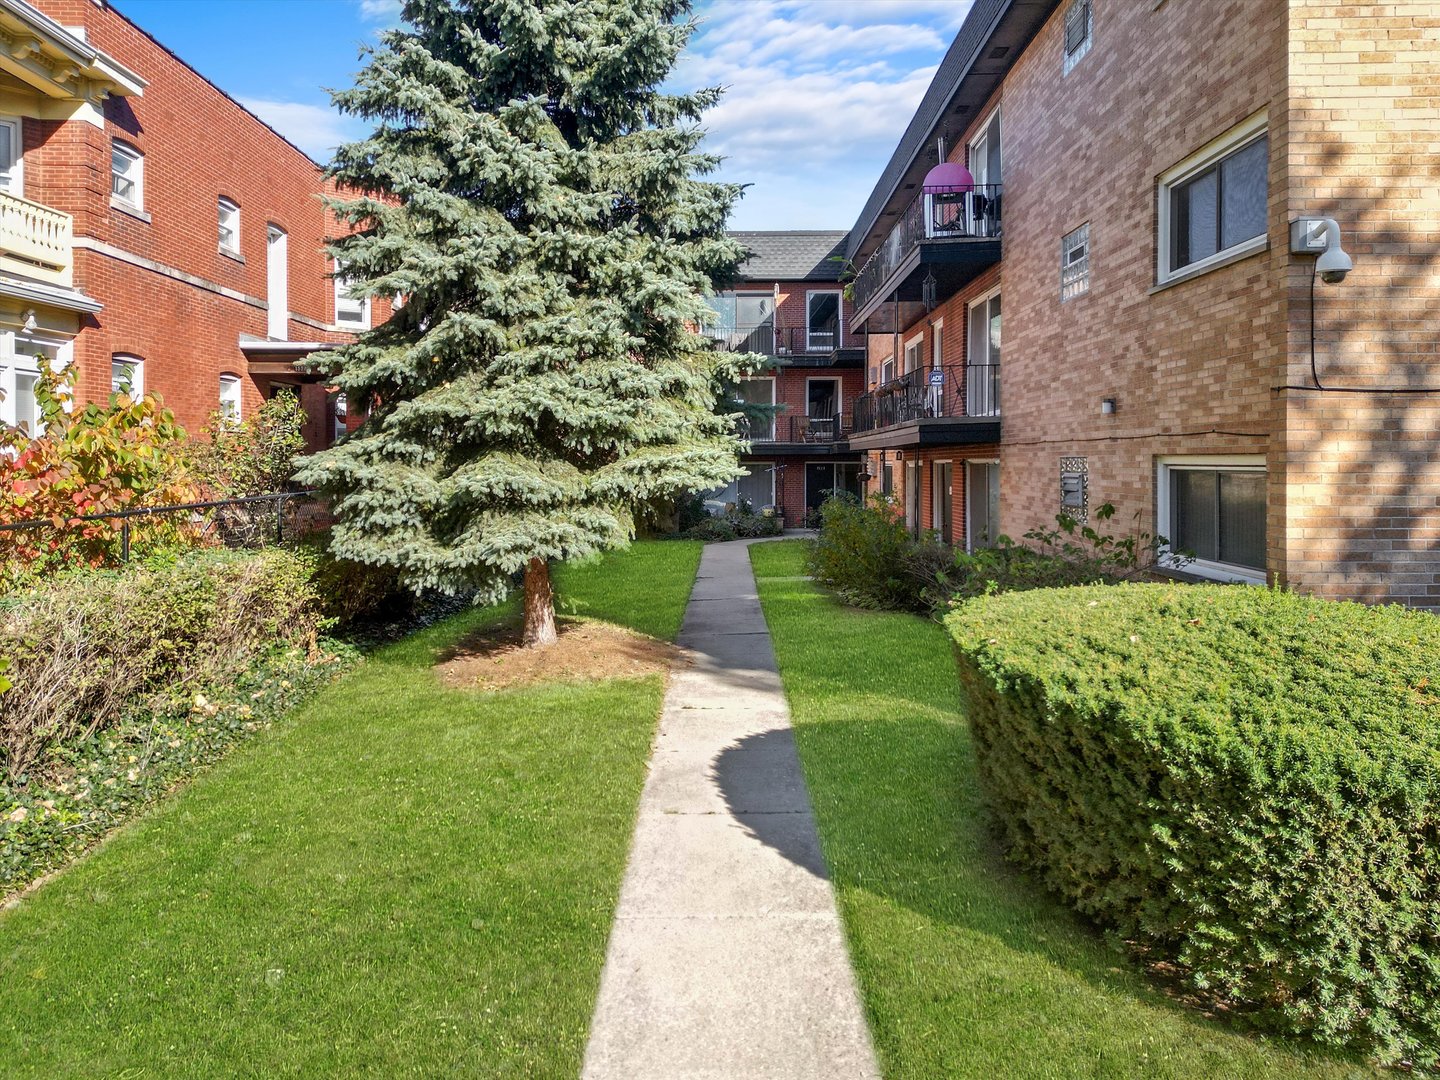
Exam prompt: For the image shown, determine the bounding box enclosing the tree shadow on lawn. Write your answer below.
[708,619,1381,1078]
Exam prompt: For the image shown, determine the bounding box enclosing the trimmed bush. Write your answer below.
[946,583,1440,1065]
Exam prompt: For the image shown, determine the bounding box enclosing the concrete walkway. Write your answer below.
[582,540,879,1080]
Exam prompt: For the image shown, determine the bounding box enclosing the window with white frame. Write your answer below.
[734,376,776,441]
[332,390,348,443]
[704,462,774,513]
[903,332,923,374]
[1158,114,1268,284]
[1157,456,1267,582]
[218,197,240,254]
[879,354,895,386]
[966,290,1001,417]
[1061,223,1090,300]
[1063,0,1093,74]
[111,140,143,209]
[0,116,23,196]
[111,354,143,396]
[334,262,370,328]
[805,291,840,351]
[1,336,66,436]
[219,373,242,424]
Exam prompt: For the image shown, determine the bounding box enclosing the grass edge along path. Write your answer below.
[749,539,1379,1080]
[0,540,702,1079]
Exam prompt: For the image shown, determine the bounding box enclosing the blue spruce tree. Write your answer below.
[298,0,751,645]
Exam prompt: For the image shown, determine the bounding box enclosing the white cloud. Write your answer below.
[357,0,402,23]
[238,98,366,162]
[679,0,973,229]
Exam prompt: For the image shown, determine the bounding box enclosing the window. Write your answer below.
[734,376,775,441]
[332,391,348,443]
[903,332,923,374]
[334,262,370,329]
[0,116,23,195]
[1158,114,1268,284]
[705,462,774,513]
[805,291,840,351]
[1063,0,1093,74]
[966,290,1001,417]
[111,140,143,209]
[267,226,288,340]
[2,336,66,436]
[111,354,143,396]
[878,355,895,387]
[1157,456,1266,583]
[218,197,240,254]
[219,374,242,424]
[1061,223,1090,300]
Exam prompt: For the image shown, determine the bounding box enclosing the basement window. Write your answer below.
[1157,456,1266,583]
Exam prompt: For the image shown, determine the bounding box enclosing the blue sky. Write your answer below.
[115,0,970,230]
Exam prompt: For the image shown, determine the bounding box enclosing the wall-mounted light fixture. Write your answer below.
[1100,397,1116,415]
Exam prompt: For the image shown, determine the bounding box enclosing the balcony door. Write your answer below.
[966,290,1000,417]
[966,460,1000,550]
[805,377,840,441]
[805,291,839,352]
[735,376,775,441]
[968,108,1002,235]
[904,459,922,538]
[736,292,774,354]
[931,461,953,544]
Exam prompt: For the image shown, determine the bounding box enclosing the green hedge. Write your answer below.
[946,584,1440,1066]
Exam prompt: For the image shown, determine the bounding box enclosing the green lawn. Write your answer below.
[750,540,1379,1080]
[0,540,701,1079]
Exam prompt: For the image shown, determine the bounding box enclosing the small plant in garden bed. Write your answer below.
[680,496,781,542]
[947,583,1440,1067]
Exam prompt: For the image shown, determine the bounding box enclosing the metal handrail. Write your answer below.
[851,184,1003,315]
[852,364,1000,433]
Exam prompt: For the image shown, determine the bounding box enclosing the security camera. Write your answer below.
[1292,217,1352,284]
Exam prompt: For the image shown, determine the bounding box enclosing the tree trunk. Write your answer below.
[522,557,558,648]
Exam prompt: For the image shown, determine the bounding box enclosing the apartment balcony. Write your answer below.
[0,191,73,287]
[848,363,1000,450]
[739,412,855,453]
[851,186,1002,333]
[703,318,866,366]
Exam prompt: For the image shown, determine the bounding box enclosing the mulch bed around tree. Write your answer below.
[435,618,682,692]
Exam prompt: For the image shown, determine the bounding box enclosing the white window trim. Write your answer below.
[930,319,944,367]
[111,353,144,395]
[963,458,1001,553]
[1155,454,1267,585]
[1062,0,1093,75]
[219,373,243,424]
[0,115,23,196]
[738,374,777,441]
[804,290,843,351]
[334,260,371,330]
[968,104,1002,186]
[110,140,143,212]
[878,354,895,386]
[967,285,1001,357]
[902,330,924,374]
[1155,110,1269,287]
[2,333,71,435]
[218,197,240,255]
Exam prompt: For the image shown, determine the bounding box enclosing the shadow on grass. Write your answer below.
[749,563,1380,1078]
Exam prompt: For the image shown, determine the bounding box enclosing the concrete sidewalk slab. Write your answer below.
[582,540,879,1080]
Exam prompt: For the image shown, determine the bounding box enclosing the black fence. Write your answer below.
[741,412,852,444]
[0,490,322,563]
[852,364,1000,433]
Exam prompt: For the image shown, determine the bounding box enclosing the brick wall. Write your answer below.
[1279,0,1440,605]
[28,0,383,437]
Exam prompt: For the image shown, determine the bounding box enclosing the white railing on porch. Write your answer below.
[0,191,72,285]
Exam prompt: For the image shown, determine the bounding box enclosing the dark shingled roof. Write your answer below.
[729,231,850,282]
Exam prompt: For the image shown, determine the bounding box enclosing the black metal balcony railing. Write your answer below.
[702,316,862,357]
[738,412,852,444]
[851,363,999,434]
[851,185,1003,316]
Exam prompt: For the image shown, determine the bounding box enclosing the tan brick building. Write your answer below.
[0,0,382,453]
[844,0,1440,605]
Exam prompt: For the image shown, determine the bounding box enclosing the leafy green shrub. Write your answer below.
[807,493,920,609]
[946,584,1440,1066]
[0,364,199,588]
[304,538,413,629]
[0,548,322,782]
[680,497,781,542]
[192,390,307,498]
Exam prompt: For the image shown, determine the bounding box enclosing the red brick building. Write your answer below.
[0,0,381,452]
[843,0,1440,606]
[705,231,864,526]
